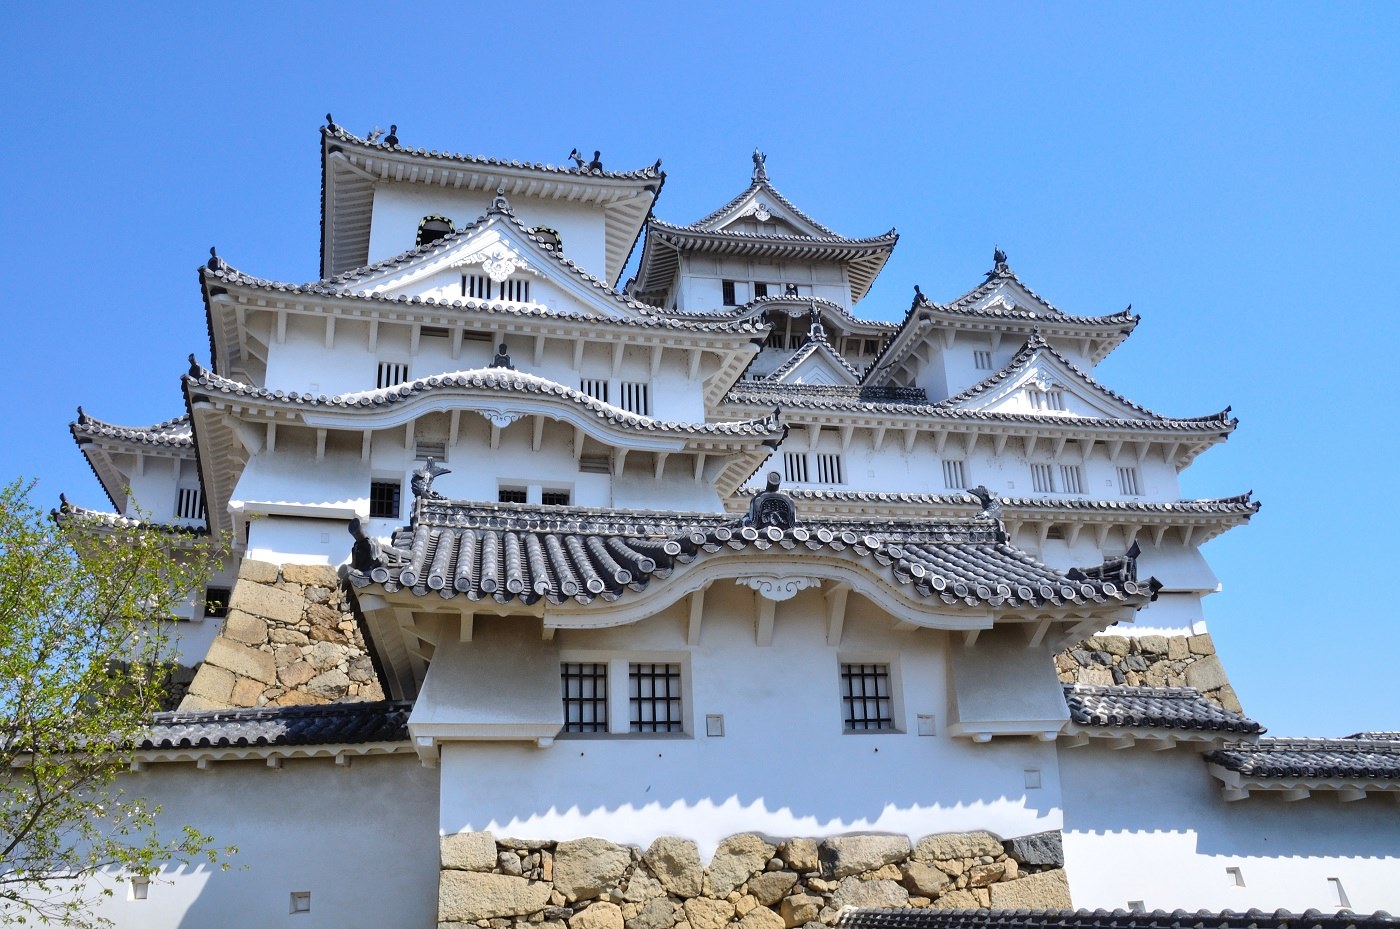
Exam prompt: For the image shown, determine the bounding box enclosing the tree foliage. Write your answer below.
[0,479,231,926]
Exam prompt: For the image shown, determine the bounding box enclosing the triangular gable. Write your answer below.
[324,203,648,319]
[940,335,1163,421]
[769,340,861,387]
[956,273,1062,317]
[699,179,835,238]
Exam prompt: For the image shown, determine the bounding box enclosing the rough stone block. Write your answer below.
[204,636,278,684]
[270,628,311,646]
[777,838,819,873]
[229,676,264,707]
[1086,636,1129,656]
[1188,633,1216,655]
[281,562,339,586]
[626,897,675,929]
[913,831,1003,862]
[1076,666,1115,686]
[736,907,784,929]
[747,871,797,906]
[229,581,304,625]
[644,836,703,898]
[274,689,323,706]
[900,861,950,897]
[622,867,665,903]
[442,832,499,871]
[830,876,909,910]
[187,663,235,704]
[570,901,623,929]
[966,862,1005,887]
[1185,655,1229,692]
[706,834,776,898]
[305,640,348,671]
[987,868,1071,908]
[553,837,631,902]
[932,889,980,908]
[1167,636,1190,660]
[279,660,318,688]
[682,897,733,929]
[305,668,350,698]
[223,610,268,646]
[177,692,224,712]
[1001,831,1064,867]
[819,834,911,879]
[439,871,553,921]
[237,559,280,583]
[1137,635,1169,655]
[779,894,822,928]
[1215,684,1244,714]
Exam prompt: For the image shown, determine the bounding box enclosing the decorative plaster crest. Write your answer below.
[456,242,529,283]
[754,203,771,222]
[739,575,822,601]
[476,409,525,429]
[985,293,1018,312]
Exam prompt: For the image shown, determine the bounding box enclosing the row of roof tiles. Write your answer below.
[738,488,1259,517]
[71,409,193,448]
[836,909,1398,929]
[1064,685,1264,734]
[1207,736,1400,781]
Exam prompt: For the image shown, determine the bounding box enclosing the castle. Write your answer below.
[55,120,1400,927]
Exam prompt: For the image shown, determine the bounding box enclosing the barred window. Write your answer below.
[620,381,651,416]
[580,378,610,404]
[500,278,531,302]
[541,490,571,507]
[721,280,737,306]
[1117,466,1142,496]
[973,349,993,370]
[841,663,894,731]
[942,459,966,490]
[368,481,401,519]
[204,587,231,619]
[498,487,527,504]
[561,663,609,733]
[1031,463,1056,493]
[414,441,446,461]
[175,487,204,520]
[783,452,809,483]
[377,361,409,389]
[815,453,844,484]
[1060,464,1085,495]
[630,663,683,733]
[1029,388,1067,412]
[463,274,493,300]
[753,281,769,299]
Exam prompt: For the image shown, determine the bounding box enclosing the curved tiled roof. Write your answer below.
[1064,684,1264,734]
[325,125,665,182]
[735,488,1259,517]
[52,498,209,536]
[349,500,1153,610]
[648,218,898,251]
[139,701,411,750]
[71,409,193,448]
[185,365,783,439]
[1206,737,1400,780]
[836,908,1400,929]
[741,296,899,332]
[764,323,863,384]
[687,175,839,235]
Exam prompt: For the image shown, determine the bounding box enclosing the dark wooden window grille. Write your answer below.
[721,280,737,306]
[498,488,527,504]
[175,487,205,520]
[629,663,682,733]
[464,274,493,300]
[369,481,401,519]
[377,362,410,389]
[561,663,609,733]
[841,663,894,731]
[501,279,531,302]
[753,281,769,299]
[204,587,231,618]
[541,490,571,507]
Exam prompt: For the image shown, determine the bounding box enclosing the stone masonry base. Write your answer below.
[1056,633,1242,714]
[438,831,1071,928]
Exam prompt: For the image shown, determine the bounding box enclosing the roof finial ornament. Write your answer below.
[784,282,799,297]
[808,305,824,343]
[491,187,510,212]
[752,147,768,182]
[968,485,1004,523]
[490,341,515,370]
[410,458,451,501]
[207,246,226,272]
[993,245,1009,272]
[366,126,383,143]
[741,471,797,531]
[912,284,930,310]
[384,124,398,147]
[568,149,603,173]
[187,353,201,377]
[325,113,336,132]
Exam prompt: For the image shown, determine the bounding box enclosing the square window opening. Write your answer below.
[841,662,895,732]
[629,663,683,733]
[498,487,528,505]
[368,481,402,519]
[204,587,231,619]
[561,663,609,733]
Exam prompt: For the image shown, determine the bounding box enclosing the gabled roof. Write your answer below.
[738,295,899,334]
[866,256,1139,379]
[766,318,863,386]
[1064,684,1264,735]
[52,497,208,537]
[140,701,411,751]
[632,157,897,305]
[320,121,663,282]
[69,410,194,513]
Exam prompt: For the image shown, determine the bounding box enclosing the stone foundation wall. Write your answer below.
[1055,633,1242,713]
[438,831,1071,928]
[178,560,383,710]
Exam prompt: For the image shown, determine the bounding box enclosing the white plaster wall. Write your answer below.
[33,754,439,929]
[437,586,1061,857]
[369,185,609,280]
[678,256,851,312]
[911,332,1097,407]
[1060,744,1400,912]
[124,455,202,527]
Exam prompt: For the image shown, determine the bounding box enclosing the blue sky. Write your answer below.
[1,3,1396,735]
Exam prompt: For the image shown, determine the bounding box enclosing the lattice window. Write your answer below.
[815,453,844,484]
[1060,464,1085,495]
[463,274,493,300]
[620,381,650,416]
[204,587,231,619]
[580,378,609,404]
[498,487,527,504]
[377,362,409,389]
[1030,388,1067,412]
[973,350,993,370]
[1117,466,1142,496]
[368,481,401,519]
[864,339,881,355]
[721,280,737,306]
[841,663,894,731]
[1031,463,1056,493]
[942,459,966,490]
[630,663,683,733]
[783,452,809,483]
[414,441,446,461]
[500,278,531,302]
[753,281,769,299]
[175,487,204,520]
[541,490,571,507]
[561,663,609,733]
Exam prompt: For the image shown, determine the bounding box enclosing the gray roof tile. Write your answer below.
[71,409,193,448]
[836,908,1400,929]
[1206,736,1400,781]
[1064,684,1264,734]
[139,701,411,750]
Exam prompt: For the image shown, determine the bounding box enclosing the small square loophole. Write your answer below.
[290,891,311,913]
[705,714,725,737]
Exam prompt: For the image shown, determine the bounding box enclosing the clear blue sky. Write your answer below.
[1,3,1396,736]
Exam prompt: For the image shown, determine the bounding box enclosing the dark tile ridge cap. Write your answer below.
[734,487,1259,514]
[685,176,838,235]
[740,295,900,331]
[324,125,665,182]
[649,217,898,248]
[185,365,784,438]
[149,699,413,726]
[1346,731,1400,741]
[1225,736,1400,751]
[1063,683,1266,734]
[71,408,193,447]
[52,498,209,536]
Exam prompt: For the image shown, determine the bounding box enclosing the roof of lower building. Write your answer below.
[139,701,412,750]
[836,909,1400,929]
[1206,736,1400,780]
[71,409,193,448]
[1064,684,1264,734]
[348,497,1154,610]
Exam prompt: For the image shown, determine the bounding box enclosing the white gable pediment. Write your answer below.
[773,345,859,387]
[949,354,1152,421]
[704,183,830,238]
[968,279,1059,317]
[333,218,634,318]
